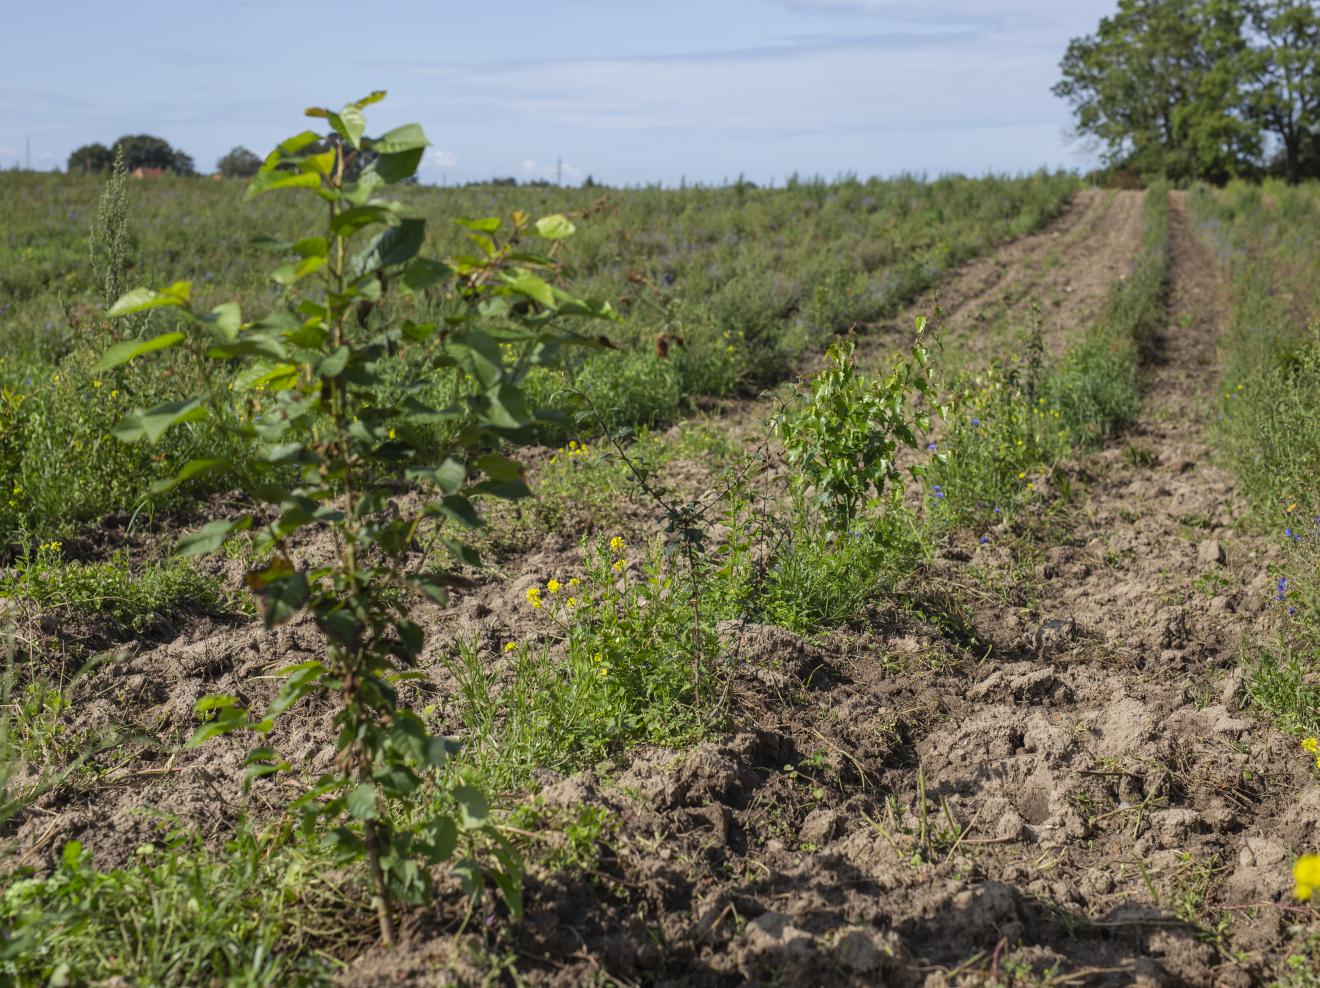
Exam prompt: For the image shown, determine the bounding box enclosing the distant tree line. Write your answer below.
[1056,0,1320,184]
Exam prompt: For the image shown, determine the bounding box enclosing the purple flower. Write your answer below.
[927,442,938,451]
[979,535,989,544]
[1277,577,1289,601]
[970,418,981,427]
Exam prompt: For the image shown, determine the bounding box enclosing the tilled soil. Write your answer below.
[9,190,1312,985]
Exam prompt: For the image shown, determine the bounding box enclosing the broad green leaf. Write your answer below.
[455,217,500,233]
[96,332,186,371]
[401,258,452,293]
[346,782,380,820]
[293,236,328,259]
[318,346,349,377]
[435,494,481,529]
[330,106,365,149]
[199,302,242,341]
[107,286,189,318]
[370,123,429,154]
[150,456,229,495]
[331,204,399,237]
[246,169,322,200]
[504,271,555,308]
[423,817,458,864]
[248,566,309,627]
[350,218,425,277]
[177,516,248,556]
[348,90,387,110]
[113,397,205,443]
[534,214,575,239]
[454,785,489,829]
[370,148,424,184]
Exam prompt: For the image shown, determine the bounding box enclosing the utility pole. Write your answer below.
[557,155,562,186]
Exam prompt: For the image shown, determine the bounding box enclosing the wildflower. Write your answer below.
[526,586,543,609]
[110,389,119,399]
[1017,472,1026,480]
[568,577,580,588]
[547,579,561,593]
[1303,738,1318,754]
[927,442,938,451]
[612,559,626,572]
[931,484,945,500]
[91,379,102,389]
[979,535,989,544]
[970,418,981,427]
[1294,855,1320,901]
[566,597,578,608]
[387,428,396,441]
[609,536,624,553]
[504,642,517,653]
[1287,502,1297,514]
[1277,577,1289,601]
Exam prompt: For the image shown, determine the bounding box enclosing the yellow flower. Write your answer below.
[568,577,580,588]
[110,389,119,399]
[547,579,561,593]
[91,379,102,389]
[526,587,543,609]
[387,428,396,440]
[1304,738,1319,753]
[1287,502,1298,514]
[566,597,578,608]
[1294,855,1320,901]
[504,642,517,653]
[609,536,624,553]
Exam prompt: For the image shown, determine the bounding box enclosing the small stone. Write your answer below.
[1198,539,1226,567]
[800,808,840,846]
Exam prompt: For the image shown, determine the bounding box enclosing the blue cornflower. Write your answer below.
[979,535,989,544]
[1277,577,1289,601]
[927,442,938,451]
[971,418,981,427]
[993,506,1003,515]
[932,484,945,499]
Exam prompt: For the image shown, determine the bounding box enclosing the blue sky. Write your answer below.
[1,0,1113,185]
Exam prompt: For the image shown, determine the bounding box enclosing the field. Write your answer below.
[2,161,1320,988]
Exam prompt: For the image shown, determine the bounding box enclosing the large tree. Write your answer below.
[1244,0,1320,183]
[110,135,194,175]
[1054,0,1258,183]
[67,143,112,174]
[216,145,262,178]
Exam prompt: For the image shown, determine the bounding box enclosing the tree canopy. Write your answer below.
[216,146,262,178]
[1056,0,1320,183]
[67,135,195,176]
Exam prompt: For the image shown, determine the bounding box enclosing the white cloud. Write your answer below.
[520,157,538,173]
[429,149,458,168]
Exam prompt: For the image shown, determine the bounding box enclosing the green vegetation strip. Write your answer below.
[1189,181,1320,736]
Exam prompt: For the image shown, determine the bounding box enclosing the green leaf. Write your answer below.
[112,397,205,443]
[401,258,452,293]
[370,123,429,154]
[349,90,387,110]
[350,219,425,277]
[246,170,322,200]
[150,457,229,495]
[331,204,399,237]
[293,236,328,259]
[371,148,425,184]
[534,214,575,239]
[177,517,248,556]
[318,346,350,377]
[474,453,524,482]
[96,332,187,371]
[454,786,489,829]
[330,106,366,149]
[435,494,481,529]
[504,271,555,308]
[455,217,500,233]
[107,285,190,318]
[423,817,458,864]
[407,457,466,494]
[199,302,242,341]
[346,782,380,821]
[247,560,310,627]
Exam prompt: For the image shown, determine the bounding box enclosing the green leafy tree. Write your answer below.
[216,146,262,178]
[1244,0,1320,183]
[97,91,614,946]
[1055,0,1257,183]
[111,135,193,175]
[67,143,112,175]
